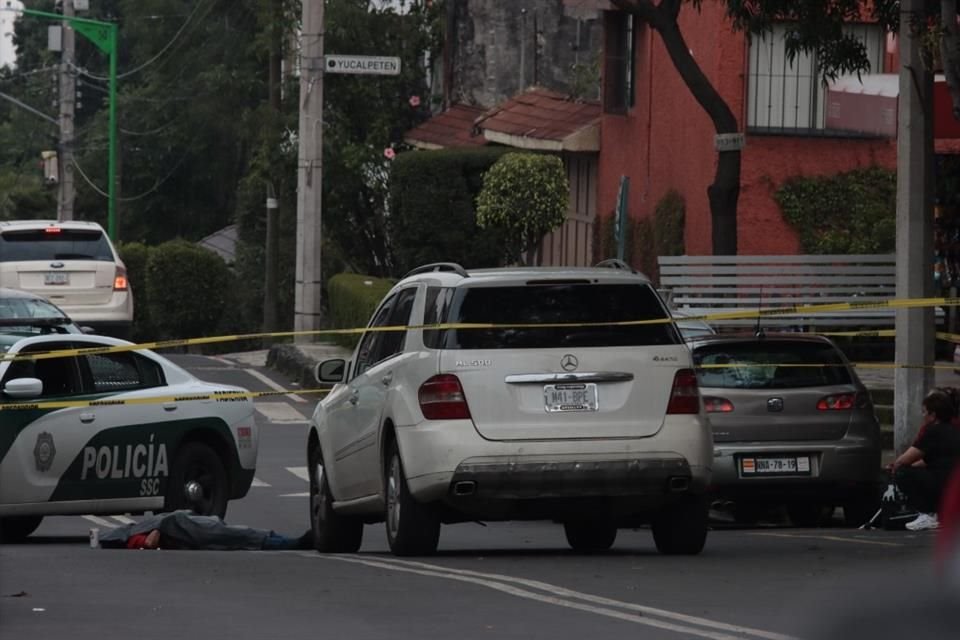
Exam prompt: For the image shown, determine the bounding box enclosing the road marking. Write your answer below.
[280,492,310,497]
[111,515,136,525]
[750,532,903,547]
[255,402,309,424]
[251,477,271,487]
[310,555,796,640]
[82,515,117,528]
[244,368,306,403]
[286,466,310,482]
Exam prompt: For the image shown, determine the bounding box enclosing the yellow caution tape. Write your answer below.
[0,387,331,412]
[0,295,956,364]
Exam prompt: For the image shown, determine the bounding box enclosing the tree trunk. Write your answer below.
[941,0,960,121]
[654,16,740,255]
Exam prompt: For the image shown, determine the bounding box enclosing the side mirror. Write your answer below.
[3,378,44,399]
[315,359,346,384]
[80,326,96,334]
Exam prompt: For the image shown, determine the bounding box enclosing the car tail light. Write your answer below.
[667,369,700,414]
[817,393,855,411]
[418,374,471,420]
[703,396,734,413]
[44,226,62,234]
[113,266,128,291]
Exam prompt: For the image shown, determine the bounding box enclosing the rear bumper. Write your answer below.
[58,290,133,326]
[710,440,881,502]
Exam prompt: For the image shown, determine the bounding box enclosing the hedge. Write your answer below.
[117,242,153,342]
[388,147,511,275]
[327,272,396,350]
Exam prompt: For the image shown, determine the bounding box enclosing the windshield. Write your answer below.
[693,340,853,389]
[0,229,114,262]
[0,296,70,322]
[424,283,680,349]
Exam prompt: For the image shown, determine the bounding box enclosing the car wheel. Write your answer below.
[308,439,363,553]
[0,516,43,543]
[652,495,709,555]
[385,440,440,556]
[786,502,829,528]
[563,520,617,552]
[166,442,228,518]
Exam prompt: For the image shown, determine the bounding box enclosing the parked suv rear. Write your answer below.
[0,220,132,337]
[307,262,713,556]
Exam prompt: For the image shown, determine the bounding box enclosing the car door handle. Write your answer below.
[80,413,95,424]
[162,403,177,412]
[381,373,393,386]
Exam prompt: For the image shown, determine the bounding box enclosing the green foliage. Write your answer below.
[144,241,233,340]
[592,209,635,265]
[476,153,570,265]
[116,242,153,342]
[388,147,510,275]
[327,273,396,350]
[775,167,896,254]
[632,217,657,281]
[653,190,686,258]
[0,170,54,220]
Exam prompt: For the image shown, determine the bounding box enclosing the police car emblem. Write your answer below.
[34,432,56,472]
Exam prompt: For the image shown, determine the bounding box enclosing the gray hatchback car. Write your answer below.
[688,333,881,527]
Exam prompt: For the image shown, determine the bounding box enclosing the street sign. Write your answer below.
[325,55,401,76]
[714,132,745,152]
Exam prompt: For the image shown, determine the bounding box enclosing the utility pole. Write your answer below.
[57,0,76,221]
[294,0,324,342]
[894,0,935,455]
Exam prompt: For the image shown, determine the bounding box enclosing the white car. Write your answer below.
[0,330,258,543]
[307,262,713,556]
[0,220,134,337]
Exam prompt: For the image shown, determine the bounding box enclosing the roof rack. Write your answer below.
[402,262,469,279]
[593,259,636,273]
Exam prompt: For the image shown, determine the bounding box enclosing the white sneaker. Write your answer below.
[905,513,940,531]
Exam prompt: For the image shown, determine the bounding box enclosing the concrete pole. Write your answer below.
[294,0,325,342]
[894,0,935,455]
[57,0,75,221]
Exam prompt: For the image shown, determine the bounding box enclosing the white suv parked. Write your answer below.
[307,262,713,556]
[0,220,133,337]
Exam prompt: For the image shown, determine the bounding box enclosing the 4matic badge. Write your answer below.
[34,432,56,472]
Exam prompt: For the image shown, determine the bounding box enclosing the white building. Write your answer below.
[0,0,23,70]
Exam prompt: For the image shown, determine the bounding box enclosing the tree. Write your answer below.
[608,1,959,255]
[476,153,569,266]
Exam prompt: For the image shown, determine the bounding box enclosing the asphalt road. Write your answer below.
[0,352,951,640]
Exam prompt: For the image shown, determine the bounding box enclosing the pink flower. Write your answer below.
[384,147,396,160]
[408,95,421,108]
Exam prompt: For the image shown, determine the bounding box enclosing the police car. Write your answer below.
[0,330,258,543]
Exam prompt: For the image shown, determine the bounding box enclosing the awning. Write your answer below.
[474,87,601,153]
[404,104,487,150]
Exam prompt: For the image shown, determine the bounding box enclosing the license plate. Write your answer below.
[44,272,69,285]
[544,383,598,412]
[741,456,810,476]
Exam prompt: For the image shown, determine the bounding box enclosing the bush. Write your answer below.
[145,241,234,341]
[775,167,896,254]
[476,153,569,265]
[327,272,396,349]
[117,242,153,342]
[388,147,510,275]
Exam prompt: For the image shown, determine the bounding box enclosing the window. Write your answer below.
[376,287,417,361]
[437,283,678,350]
[2,346,83,397]
[84,352,164,393]
[693,341,852,389]
[423,286,455,349]
[353,289,415,378]
[0,229,115,262]
[747,23,883,132]
[603,11,635,114]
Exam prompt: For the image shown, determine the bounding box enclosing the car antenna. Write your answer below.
[754,286,766,338]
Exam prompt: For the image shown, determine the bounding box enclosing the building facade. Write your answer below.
[0,0,23,70]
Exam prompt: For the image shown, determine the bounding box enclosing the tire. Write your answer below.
[166,442,229,518]
[385,440,440,556]
[652,495,709,555]
[308,439,363,553]
[0,516,43,543]
[787,502,828,528]
[564,520,617,552]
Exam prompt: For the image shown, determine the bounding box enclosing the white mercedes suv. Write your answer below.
[307,262,712,556]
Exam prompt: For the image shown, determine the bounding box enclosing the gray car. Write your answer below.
[688,333,881,526]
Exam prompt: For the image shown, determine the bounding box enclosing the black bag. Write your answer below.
[879,481,918,531]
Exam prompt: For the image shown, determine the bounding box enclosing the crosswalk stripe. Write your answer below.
[245,368,306,403]
[286,466,309,482]
[255,402,309,424]
[111,515,136,525]
[280,492,310,498]
[251,477,271,487]
[82,515,117,528]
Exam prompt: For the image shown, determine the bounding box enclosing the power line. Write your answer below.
[72,151,188,202]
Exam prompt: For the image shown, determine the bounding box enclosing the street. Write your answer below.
[0,352,942,640]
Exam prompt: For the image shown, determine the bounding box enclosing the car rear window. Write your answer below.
[424,282,679,349]
[0,296,69,321]
[693,340,853,389]
[0,229,114,262]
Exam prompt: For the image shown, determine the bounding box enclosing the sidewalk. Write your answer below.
[266,341,352,388]
[854,361,960,390]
